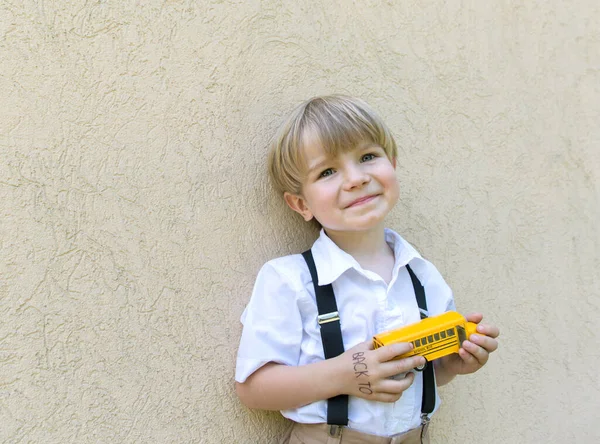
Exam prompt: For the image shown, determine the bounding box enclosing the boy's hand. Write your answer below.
[336,340,425,403]
[438,312,500,377]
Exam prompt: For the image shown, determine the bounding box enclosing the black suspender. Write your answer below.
[302,250,436,428]
[301,250,348,426]
[406,264,436,420]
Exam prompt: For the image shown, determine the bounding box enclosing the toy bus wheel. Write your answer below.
[415,360,427,372]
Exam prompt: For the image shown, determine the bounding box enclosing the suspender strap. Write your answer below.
[302,250,348,426]
[406,264,436,416]
[406,264,428,320]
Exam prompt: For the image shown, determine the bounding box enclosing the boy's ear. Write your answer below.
[392,157,397,169]
[284,192,314,222]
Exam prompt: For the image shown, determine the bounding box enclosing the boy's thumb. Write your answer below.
[378,342,413,361]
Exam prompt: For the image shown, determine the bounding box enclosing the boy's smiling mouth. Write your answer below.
[344,194,380,208]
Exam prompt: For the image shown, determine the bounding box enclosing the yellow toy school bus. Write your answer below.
[373,311,479,364]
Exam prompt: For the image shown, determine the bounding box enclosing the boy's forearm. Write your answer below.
[434,358,456,386]
[236,358,346,411]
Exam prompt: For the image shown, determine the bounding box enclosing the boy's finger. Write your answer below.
[376,372,415,395]
[458,347,480,366]
[379,355,426,378]
[465,312,483,324]
[470,334,499,353]
[476,323,500,338]
[375,342,414,362]
[462,341,488,365]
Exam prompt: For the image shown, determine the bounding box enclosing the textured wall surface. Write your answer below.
[1,1,599,443]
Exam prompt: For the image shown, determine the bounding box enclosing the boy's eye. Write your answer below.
[361,153,376,162]
[319,168,334,178]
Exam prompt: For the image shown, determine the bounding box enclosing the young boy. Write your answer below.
[235,95,499,443]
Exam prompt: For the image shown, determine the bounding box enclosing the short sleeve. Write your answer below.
[414,259,456,316]
[235,261,304,383]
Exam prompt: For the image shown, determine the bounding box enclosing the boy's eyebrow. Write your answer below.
[356,141,379,150]
[306,158,330,174]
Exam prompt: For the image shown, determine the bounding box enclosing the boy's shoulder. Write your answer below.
[263,252,306,270]
[260,252,311,287]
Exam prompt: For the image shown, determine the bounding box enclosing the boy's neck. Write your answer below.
[324,224,390,261]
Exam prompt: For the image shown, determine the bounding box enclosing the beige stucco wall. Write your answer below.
[1,1,598,443]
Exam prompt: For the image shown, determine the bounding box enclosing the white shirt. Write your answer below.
[236,228,455,436]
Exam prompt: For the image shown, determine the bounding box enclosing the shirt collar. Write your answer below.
[310,228,422,286]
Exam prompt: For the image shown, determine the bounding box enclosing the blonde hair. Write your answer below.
[268,95,398,195]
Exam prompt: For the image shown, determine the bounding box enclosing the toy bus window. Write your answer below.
[427,335,433,343]
[441,331,446,339]
[421,337,427,345]
[434,333,440,341]
[447,328,455,336]
[415,339,421,347]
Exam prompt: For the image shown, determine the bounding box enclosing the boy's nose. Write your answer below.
[343,165,370,189]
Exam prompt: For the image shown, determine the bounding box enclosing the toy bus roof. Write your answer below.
[373,310,465,342]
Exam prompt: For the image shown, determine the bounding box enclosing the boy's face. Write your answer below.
[284,138,399,234]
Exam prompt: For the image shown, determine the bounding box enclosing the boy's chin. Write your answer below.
[322,219,387,234]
